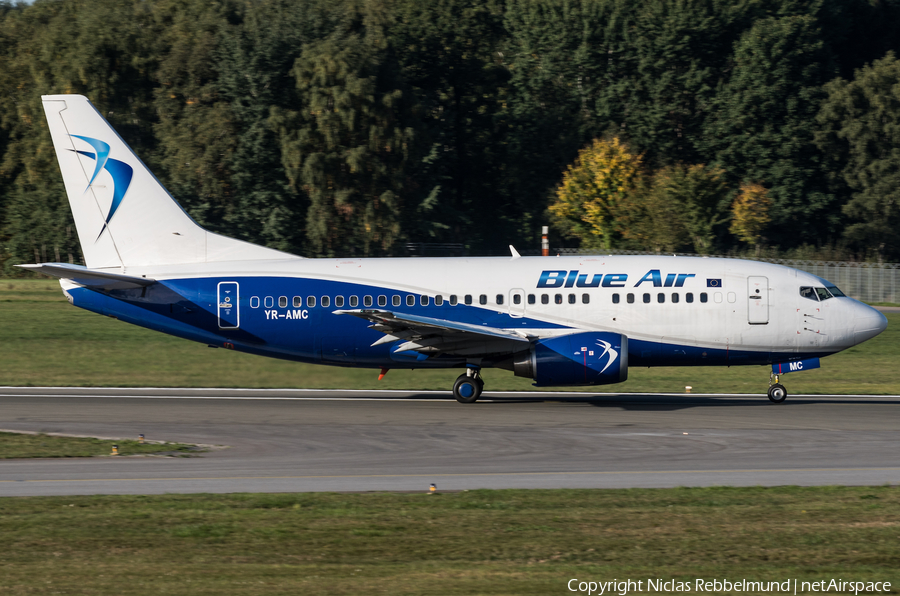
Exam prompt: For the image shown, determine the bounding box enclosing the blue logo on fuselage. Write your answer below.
[69,135,134,239]
[537,269,696,289]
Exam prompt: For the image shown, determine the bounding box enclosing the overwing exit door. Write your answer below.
[218,281,240,329]
[747,276,768,324]
[509,288,526,318]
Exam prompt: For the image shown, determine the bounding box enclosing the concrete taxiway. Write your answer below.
[1,387,898,496]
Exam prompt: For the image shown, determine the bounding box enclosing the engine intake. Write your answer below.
[513,332,628,387]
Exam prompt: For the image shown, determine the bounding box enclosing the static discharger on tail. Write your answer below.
[19,95,888,403]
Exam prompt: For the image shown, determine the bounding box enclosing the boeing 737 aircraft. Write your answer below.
[21,95,888,403]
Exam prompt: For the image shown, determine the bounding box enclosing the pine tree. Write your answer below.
[273,24,415,256]
[387,0,508,252]
[817,52,900,259]
[702,15,837,246]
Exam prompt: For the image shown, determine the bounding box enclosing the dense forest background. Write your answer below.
[2,0,900,269]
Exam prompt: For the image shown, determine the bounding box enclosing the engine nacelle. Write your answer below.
[513,332,628,387]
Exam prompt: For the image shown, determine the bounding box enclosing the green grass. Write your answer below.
[1,279,898,394]
[0,431,199,458]
[0,487,898,594]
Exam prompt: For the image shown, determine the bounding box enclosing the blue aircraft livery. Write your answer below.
[23,94,889,404]
[68,134,134,239]
[538,270,696,288]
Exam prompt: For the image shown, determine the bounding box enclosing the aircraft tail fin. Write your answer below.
[41,94,295,269]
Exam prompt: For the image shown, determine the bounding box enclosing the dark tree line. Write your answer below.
[2,0,900,268]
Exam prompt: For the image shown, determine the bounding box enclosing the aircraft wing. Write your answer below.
[17,263,156,289]
[333,309,532,355]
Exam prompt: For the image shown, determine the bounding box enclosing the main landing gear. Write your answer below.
[768,373,787,403]
[453,368,483,404]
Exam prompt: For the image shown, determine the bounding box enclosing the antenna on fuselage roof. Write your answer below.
[509,245,521,259]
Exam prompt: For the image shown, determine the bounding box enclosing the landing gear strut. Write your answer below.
[768,373,787,403]
[453,368,483,404]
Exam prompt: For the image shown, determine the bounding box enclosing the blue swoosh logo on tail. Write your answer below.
[68,135,133,240]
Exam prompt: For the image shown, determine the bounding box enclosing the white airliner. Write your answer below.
[21,95,888,403]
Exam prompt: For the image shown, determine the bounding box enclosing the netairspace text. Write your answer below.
[567,578,892,595]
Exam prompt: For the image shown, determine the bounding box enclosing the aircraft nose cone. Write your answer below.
[854,304,888,344]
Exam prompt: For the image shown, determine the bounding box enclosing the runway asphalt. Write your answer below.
[1,387,898,496]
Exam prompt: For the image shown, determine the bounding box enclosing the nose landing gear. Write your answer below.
[768,373,787,403]
[453,368,483,403]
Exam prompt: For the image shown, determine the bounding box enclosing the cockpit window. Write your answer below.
[826,284,846,297]
[815,287,834,301]
[799,286,818,301]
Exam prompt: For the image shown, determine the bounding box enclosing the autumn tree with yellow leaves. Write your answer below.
[549,138,644,250]
[730,183,772,249]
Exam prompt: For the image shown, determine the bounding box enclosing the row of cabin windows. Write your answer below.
[613,292,708,304]
[249,291,711,309]
[250,294,450,309]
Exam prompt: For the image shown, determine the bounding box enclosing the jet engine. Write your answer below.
[512,332,628,386]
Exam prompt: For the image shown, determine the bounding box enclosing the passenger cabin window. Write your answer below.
[555,294,563,304]
[527,294,536,305]
[279,296,288,308]
[421,295,429,306]
[627,293,635,304]
[479,295,487,305]
[307,296,316,308]
[568,293,576,304]
[700,292,708,303]
[450,295,458,306]
[264,296,274,308]
[672,293,679,303]
[612,293,620,304]
[335,296,345,308]
[686,293,693,303]
[378,295,387,307]
[582,293,590,304]
[643,293,651,304]
[513,294,522,305]
[407,295,415,307]
[393,295,401,307]
[321,296,331,308]
[364,295,373,307]
[465,295,473,305]
[496,294,504,305]
[541,294,549,305]
[657,293,665,303]
[435,295,444,306]
[250,296,260,308]
[293,296,302,308]
[349,296,359,307]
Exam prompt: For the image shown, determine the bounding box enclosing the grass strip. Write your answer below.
[0,431,200,458]
[1,279,898,394]
[0,486,897,594]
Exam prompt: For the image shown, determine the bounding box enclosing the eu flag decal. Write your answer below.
[707,279,722,288]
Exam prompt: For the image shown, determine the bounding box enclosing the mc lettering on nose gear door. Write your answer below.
[217,281,240,329]
[748,276,768,324]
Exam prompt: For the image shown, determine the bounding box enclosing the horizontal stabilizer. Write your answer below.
[17,263,155,289]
